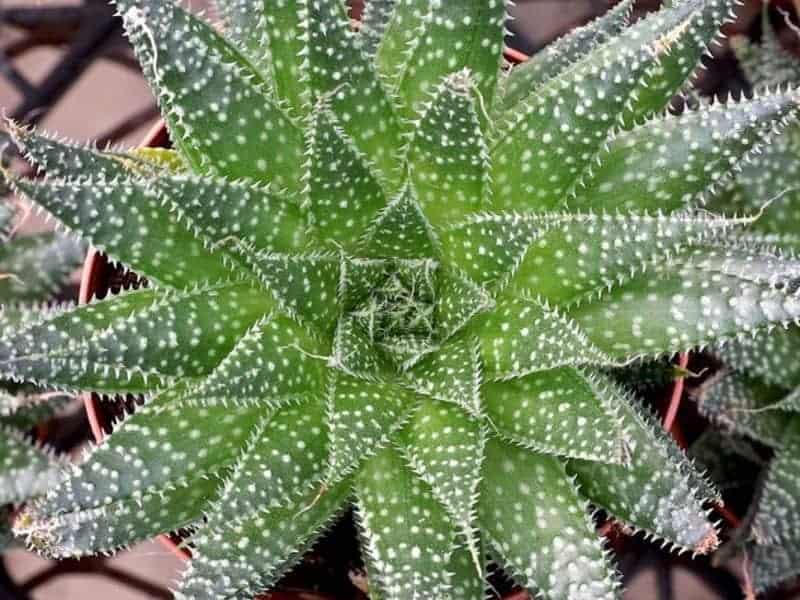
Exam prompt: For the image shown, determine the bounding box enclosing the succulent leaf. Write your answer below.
[568,396,719,553]
[304,0,404,187]
[495,0,634,114]
[407,71,491,226]
[116,0,306,190]
[356,445,456,600]
[178,477,352,600]
[0,233,84,303]
[483,367,629,463]
[479,437,619,600]
[394,0,507,120]
[0,426,59,505]
[752,416,800,544]
[575,90,800,212]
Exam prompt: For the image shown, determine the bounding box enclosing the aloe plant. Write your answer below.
[697,13,800,594]
[0,199,82,548]
[2,0,800,597]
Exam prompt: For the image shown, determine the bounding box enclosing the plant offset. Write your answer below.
[2,0,800,597]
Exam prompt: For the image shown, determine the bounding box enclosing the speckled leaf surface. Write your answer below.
[1,0,786,595]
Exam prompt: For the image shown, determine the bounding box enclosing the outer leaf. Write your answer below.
[752,416,800,544]
[209,398,329,522]
[568,245,800,360]
[178,477,352,600]
[752,536,800,594]
[479,437,619,600]
[0,233,84,303]
[508,211,745,305]
[303,0,403,187]
[491,0,720,209]
[306,110,389,248]
[568,398,718,553]
[399,400,484,556]
[0,282,270,392]
[477,296,612,380]
[694,371,789,447]
[495,0,633,114]
[0,426,59,504]
[408,71,491,226]
[17,469,222,558]
[356,445,456,600]
[483,367,629,463]
[621,0,734,124]
[116,0,305,190]
[395,0,507,119]
[7,174,234,289]
[574,90,800,213]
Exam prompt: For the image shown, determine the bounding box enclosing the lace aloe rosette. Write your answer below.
[698,15,800,594]
[2,0,800,597]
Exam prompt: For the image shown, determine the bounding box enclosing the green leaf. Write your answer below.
[567,245,800,361]
[508,211,746,305]
[359,184,439,259]
[0,282,270,393]
[752,536,800,594]
[434,268,494,343]
[568,398,719,553]
[694,371,790,447]
[304,0,403,187]
[326,373,419,481]
[6,123,133,180]
[361,0,397,57]
[0,233,84,303]
[394,0,507,120]
[17,469,222,558]
[246,253,342,336]
[178,476,352,600]
[714,325,800,390]
[477,296,612,380]
[621,0,734,125]
[491,0,721,210]
[752,416,800,544]
[330,314,391,378]
[306,110,389,248]
[6,174,235,289]
[373,0,428,89]
[116,0,305,191]
[0,287,163,391]
[495,0,633,114]
[574,90,800,213]
[0,426,59,504]
[407,70,491,226]
[406,337,482,415]
[166,175,308,254]
[399,400,484,556]
[732,11,800,89]
[440,212,539,291]
[356,445,457,600]
[479,437,619,600]
[194,313,327,407]
[710,123,800,237]
[208,397,329,522]
[483,367,629,463]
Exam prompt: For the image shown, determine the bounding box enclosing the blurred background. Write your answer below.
[0,1,797,598]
